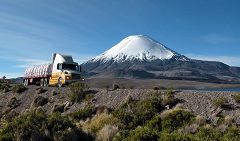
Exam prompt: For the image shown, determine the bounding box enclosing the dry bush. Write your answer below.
[112,83,120,90]
[96,125,119,141]
[218,124,228,133]
[174,103,185,110]
[224,115,233,126]
[212,97,227,108]
[160,106,187,119]
[178,124,199,134]
[11,84,26,93]
[82,113,121,133]
[232,94,240,103]
[195,115,206,126]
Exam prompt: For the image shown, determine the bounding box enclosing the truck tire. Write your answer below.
[44,78,48,87]
[58,78,63,87]
[24,79,29,86]
[40,78,44,87]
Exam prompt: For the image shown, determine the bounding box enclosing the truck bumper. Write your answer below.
[64,78,85,85]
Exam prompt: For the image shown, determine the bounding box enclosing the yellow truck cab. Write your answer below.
[23,53,83,87]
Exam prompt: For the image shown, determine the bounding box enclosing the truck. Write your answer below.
[23,53,83,87]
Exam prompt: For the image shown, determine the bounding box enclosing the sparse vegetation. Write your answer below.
[68,106,95,121]
[153,86,160,90]
[36,87,46,94]
[68,82,88,103]
[113,96,164,129]
[0,82,11,93]
[51,89,58,96]
[212,97,227,108]
[112,83,120,90]
[162,87,175,106]
[0,110,94,141]
[81,112,121,133]
[97,125,119,141]
[0,85,240,141]
[232,94,240,103]
[11,84,26,93]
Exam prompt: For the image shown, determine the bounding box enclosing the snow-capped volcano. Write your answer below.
[82,35,240,83]
[92,35,187,62]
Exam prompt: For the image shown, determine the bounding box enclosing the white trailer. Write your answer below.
[23,53,83,87]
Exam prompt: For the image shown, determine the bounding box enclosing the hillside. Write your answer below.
[0,81,240,140]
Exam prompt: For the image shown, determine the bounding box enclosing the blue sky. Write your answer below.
[0,0,240,78]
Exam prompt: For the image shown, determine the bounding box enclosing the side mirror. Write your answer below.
[79,65,82,72]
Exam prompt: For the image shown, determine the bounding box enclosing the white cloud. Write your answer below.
[186,54,240,67]
[200,34,239,44]
[14,58,49,68]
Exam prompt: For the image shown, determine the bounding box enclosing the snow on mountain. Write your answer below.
[91,35,186,63]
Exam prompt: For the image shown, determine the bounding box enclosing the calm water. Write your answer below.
[180,87,240,92]
[202,87,240,92]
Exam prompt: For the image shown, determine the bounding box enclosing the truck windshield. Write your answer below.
[62,64,78,71]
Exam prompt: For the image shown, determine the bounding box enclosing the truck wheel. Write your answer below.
[58,78,63,87]
[24,79,29,86]
[44,78,48,87]
[40,78,44,87]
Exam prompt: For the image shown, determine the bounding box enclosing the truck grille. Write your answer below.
[71,73,81,79]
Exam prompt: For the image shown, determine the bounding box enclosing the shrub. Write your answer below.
[7,96,20,110]
[113,97,164,129]
[0,82,11,93]
[159,133,193,141]
[97,125,119,141]
[153,86,160,90]
[162,88,175,106]
[178,124,199,134]
[224,115,233,126]
[51,89,58,96]
[124,127,159,141]
[161,109,195,132]
[194,126,222,141]
[82,113,121,133]
[0,109,47,141]
[222,126,240,141]
[146,115,162,131]
[112,83,120,90]
[195,115,206,126]
[11,84,26,93]
[0,110,94,141]
[68,82,87,103]
[212,97,227,108]
[113,130,130,141]
[68,106,95,121]
[232,94,240,103]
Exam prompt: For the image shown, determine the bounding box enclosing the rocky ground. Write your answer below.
[0,85,239,125]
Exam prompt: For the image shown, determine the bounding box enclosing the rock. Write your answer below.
[63,101,71,111]
[32,96,48,107]
[36,87,47,94]
[51,104,65,113]
[4,109,18,121]
[7,97,20,110]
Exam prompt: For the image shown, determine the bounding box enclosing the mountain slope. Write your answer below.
[82,35,240,83]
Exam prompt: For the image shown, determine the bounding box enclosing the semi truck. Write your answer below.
[23,53,83,87]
